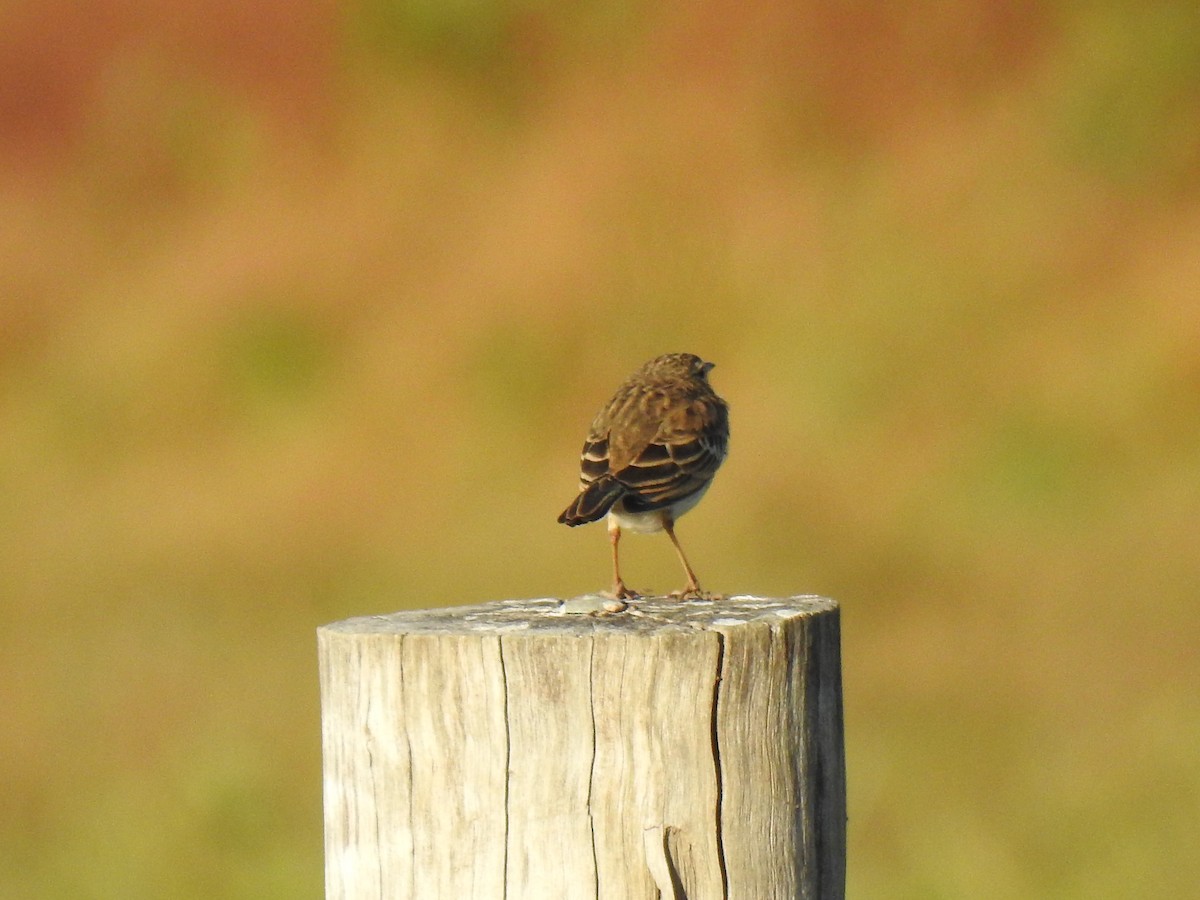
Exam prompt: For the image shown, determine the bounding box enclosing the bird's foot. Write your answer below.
[669,585,722,601]
[606,581,641,601]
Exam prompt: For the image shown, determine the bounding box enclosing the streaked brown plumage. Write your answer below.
[558,353,729,599]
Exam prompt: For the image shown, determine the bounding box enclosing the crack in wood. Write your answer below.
[644,824,687,900]
[586,638,601,900]
[497,635,511,900]
[710,631,729,900]
[361,688,385,899]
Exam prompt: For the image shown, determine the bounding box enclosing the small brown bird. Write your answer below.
[558,352,730,599]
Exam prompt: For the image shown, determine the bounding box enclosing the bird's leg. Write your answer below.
[663,515,704,598]
[608,521,636,599]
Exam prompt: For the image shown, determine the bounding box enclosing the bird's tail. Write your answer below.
[557,476,625,526]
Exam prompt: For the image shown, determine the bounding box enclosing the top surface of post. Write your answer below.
[319,594,837,637]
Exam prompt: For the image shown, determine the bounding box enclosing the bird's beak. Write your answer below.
[701,361,716,375]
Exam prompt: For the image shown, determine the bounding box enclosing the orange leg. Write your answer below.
[607,522,637,599]
[663,516,703,597]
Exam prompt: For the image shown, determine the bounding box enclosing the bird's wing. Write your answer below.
[613,397,727,512]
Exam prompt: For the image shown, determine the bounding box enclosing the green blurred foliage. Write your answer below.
[2,0,1199,897]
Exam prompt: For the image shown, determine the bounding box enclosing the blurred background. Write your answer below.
[2,1,1198,896]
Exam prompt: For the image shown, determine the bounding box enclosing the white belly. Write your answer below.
[607,483,711,534]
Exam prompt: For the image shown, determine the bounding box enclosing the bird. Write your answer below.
[557,352,729,599]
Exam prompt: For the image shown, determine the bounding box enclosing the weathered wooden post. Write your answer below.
[319,594,845,899]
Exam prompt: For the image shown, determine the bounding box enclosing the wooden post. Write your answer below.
[319,595,845,899]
